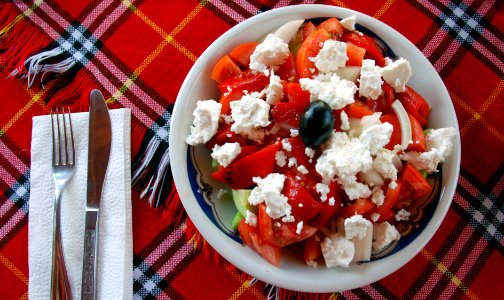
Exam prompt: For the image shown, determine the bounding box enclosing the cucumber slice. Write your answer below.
[232,189,255,217]
[211,159,219,172]
[231,211,244,231]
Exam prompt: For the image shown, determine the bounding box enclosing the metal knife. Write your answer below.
[81,89,111,300]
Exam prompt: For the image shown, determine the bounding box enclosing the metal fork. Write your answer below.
[50,107,75,300]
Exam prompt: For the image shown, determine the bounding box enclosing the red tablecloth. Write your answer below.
[0,0,503,299]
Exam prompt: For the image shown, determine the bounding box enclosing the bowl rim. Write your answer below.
[169,4,461,292]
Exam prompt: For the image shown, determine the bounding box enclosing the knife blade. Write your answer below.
[81,89,111,300]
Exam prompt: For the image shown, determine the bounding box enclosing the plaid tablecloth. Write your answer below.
[0,0,503,299]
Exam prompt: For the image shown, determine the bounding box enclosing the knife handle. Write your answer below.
[81,210,99,300]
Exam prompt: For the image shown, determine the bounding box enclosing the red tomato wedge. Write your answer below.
[317,18,345,38]
[303,22,316,41]
[211,142,281,189]
[380,113,401,151]
[229,42,258,68]
[346,43,366,67]
[396,86,430,127]
[206,122,248,150]
[285,82,310,107]
[218,70,269,93]
[372,179,402,222]
[219,89,243,115]
[339,198,376,219]
[277,52,297,82]
[309,182,343,229]
[211,55,242,83]
[406,113,426,152]
[238,219,281,266]
[283,176,324,222]
[401,163,432,200]
[345,101,374,118]
[258,204,317,247]
[368,82,394,114]
[304,235,322,264]
[341,32,386,67]
[296,29,331,78]
[271,102,307,127]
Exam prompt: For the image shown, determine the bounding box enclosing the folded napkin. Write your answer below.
[29,108,132,300]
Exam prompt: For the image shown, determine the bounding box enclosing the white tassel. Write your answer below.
[148,148,170,206]
[10,47,76,87]
[132,137,160,185]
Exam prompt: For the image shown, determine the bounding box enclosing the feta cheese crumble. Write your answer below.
[288,157,297,167]
[316,182,330,202]
[296,221,304,235]
[211,143,241,167]
[373,149,398,181]
[248,173,291,220]
[395,209,411,221]
[186,100,222,145]
[230,95,271,142]
[358,59,383,100]
[321,233,355,268]
[340,110,350,131]
[305,147,315,159]
[265,71,284,104]
[344,215,370,239]
[297,165,309,175]
[282,138,292,152]
[359,123,393,155]
[345,214,373,262]
[381,58,412,93]
[249,34,290,73]
[245,210,257,227]
[340,15,357,31]
[371,187,385,206]
[275,150,287,167]
[290,129,299,137]
[372,222,400,251]
[300,73,357,110]
[402,127,456,173]
[309,40,348,73]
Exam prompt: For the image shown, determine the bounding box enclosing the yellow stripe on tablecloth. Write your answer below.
[19,291,28,300]
[374,0,396,19]
[0,0,42,36]
[331,0,349,8]
[459,79,504,137]
[421,249,480,300]
[225,263,264,300]
[329,292,341,299]
[449,87,504,142]
[0,252,28,285]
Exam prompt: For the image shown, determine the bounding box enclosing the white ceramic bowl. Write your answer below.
[169,4,461,292]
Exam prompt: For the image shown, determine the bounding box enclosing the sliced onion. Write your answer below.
[392,152,403,172]
[274,19,305,43]
[391,100,412,150]
[361,112,382,130]
[360,167,385,187]
[334,66,361,82]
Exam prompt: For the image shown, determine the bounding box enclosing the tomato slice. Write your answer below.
[283,176,324,222]
[317,18,345,38]
[206,122,249,150]
[302,22,316,41]
[229,42,258,68]
[339,198,376,219]
[270,102,306,127]
[341,32,386,67]
[211,55,242,83]
[238,219,281,266]
[396,86,430,127]
[371,179,402,222]
[277,52,297,82]
[406,113,426,152]
[285,82,310,107]
[401,163,432,200]
[211,142,281,189]
[296,29,331,78]
[346,43,366,67]
[380,113,401,151]
[304,235,322,264]
[218,69,269,94]
[219,89,243,115]
[345,101,374,119]
[258,204,317,247]
[309,181,343,229]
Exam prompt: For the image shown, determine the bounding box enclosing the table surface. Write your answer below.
[0,0,503,299]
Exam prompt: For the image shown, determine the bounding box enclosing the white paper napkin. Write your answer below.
[29,108,132,300]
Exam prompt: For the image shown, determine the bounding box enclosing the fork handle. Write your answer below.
[51,193,72,300]
[81,209,99,300]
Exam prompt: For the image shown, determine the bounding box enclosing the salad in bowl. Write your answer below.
[171,4,460,292]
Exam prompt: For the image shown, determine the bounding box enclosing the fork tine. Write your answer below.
[56,107,62,166]
[50,109,56,165]
[67,107,75,165]
[62,108,68,166]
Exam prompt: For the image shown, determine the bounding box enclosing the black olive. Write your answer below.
[299,100,334,147]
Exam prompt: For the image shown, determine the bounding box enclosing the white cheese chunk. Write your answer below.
[371,187,385,206]
[402,127,456,173]
[338,178,372,200]
[288,157,297,167]
[340,15,357,31]
[381,58,412,93]
[211,143,241,167]
[372,222,400,252]
[309,40,348,73]
[305,147,315,159]
[290,129,299,137]
[344,215,373,262]
[282,138,292,152]
[340,110,350,131]
[316,182,330,202]
[359,123,393,155]
[334,66,361,82]
[248,173,291,220]
[245,210,257,227]
[300,73,357,110]
[249,33,290,73]
[296,221,304,235]
[373,149,398,181]
[358,59,383,100]
[275,150,287,167]
[321,233,355,268]
[395,209,411,221]
[230,95,271,142]
[297,165,309,174]
[265,71,284,104]
[186,100,222,145]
